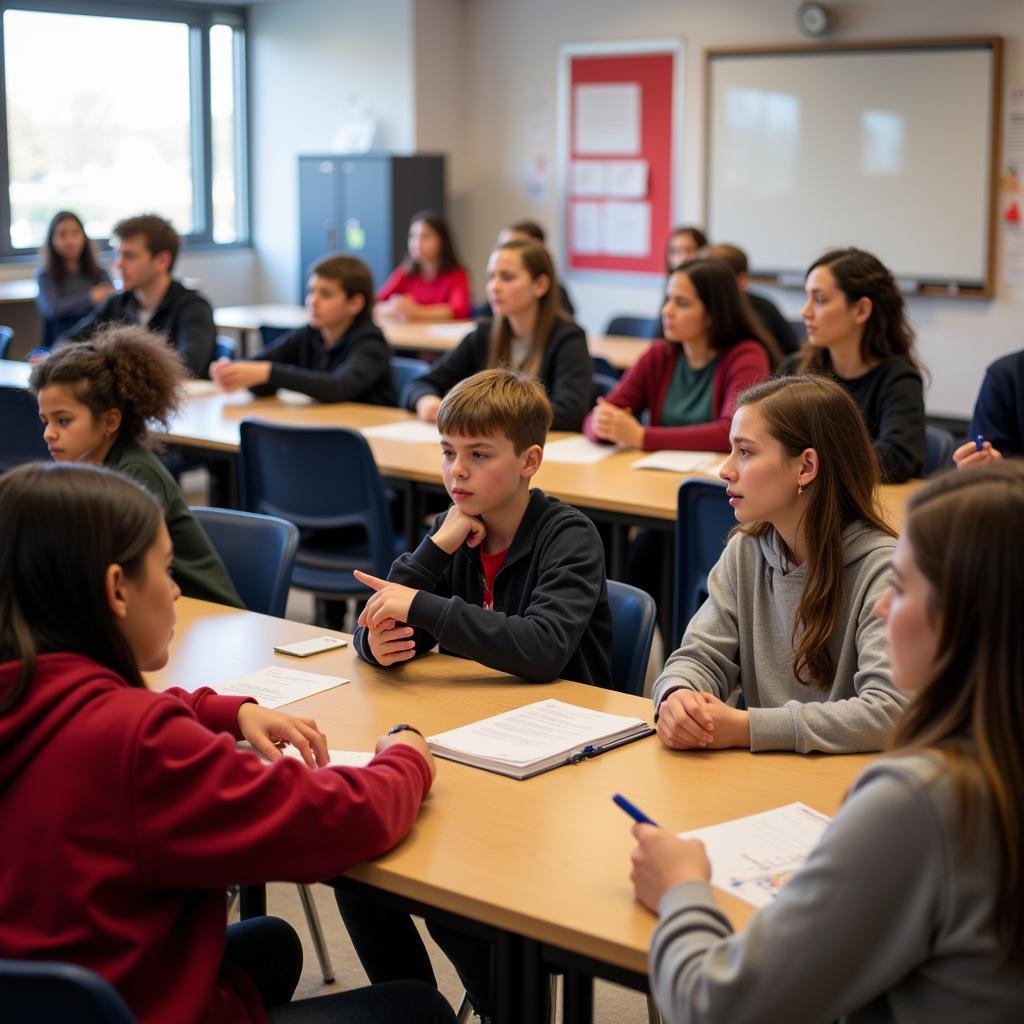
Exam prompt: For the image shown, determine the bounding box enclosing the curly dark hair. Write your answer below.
[30,324,186,446]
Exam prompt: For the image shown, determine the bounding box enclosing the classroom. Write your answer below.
[1,1,1023,1023]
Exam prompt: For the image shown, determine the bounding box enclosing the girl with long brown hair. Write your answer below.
[631,462,1024,1022]
[654,374,906,754]
[405,237,592,430]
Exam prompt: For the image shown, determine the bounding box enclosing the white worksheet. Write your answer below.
[360,420,442,444]
[631,451,726,474]
[212,665,349,709]
[543,436,618,464]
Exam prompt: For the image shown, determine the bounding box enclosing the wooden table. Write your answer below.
[214,303,647,370]
[148,598,872,1022]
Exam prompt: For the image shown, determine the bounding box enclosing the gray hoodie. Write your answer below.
[652,521,906,753]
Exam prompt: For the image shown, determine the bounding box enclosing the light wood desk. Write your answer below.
[148,598,871,1022]
[213,304,646,371]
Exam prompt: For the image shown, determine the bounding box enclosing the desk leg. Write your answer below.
[562,968,594,1024]
[239,884,266,920]
[493,932,546,1024]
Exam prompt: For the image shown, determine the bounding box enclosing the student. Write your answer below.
[377,210,472,321]
[31,324,244,608]
[704,242,800,356]
[584,257,776,452]
[631,462,1024,1022]
[779,247,926,482]
[58,213,216,378]
[35,210,114,345]
[405,238,592,431]
[665,225,708,272]
[653,375,906,754]
[492,219,574,316]
[0,461,452,1024]
[953,347,1024,468]
[211,254,396,405]
[340,368,612,1020]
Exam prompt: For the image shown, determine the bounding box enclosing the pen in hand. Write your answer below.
[613,793,659,827]
[976,434,985,452]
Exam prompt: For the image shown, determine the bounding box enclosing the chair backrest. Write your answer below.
[259,324,291,349]
[391,356,430,407]
[605,315,657,339]
[0,324,14,360]
[214,334,237,361]
[0,959,136,1023]
[924,424,955,477]
[606,580,657,696]
[0,387,49,473]
[238,421,395,577]
[673,477,735,646]
[191,506,299,617]
[591,372,620,403]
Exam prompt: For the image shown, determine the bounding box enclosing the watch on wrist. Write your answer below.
[388,723,423,737]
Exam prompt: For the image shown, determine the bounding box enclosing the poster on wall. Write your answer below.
[559,41,681,276]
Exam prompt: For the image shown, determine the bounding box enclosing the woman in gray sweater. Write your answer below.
[654,375,906,754]
[631,462,1024,1022]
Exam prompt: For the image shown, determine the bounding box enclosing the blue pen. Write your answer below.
[613,793,659,827]
[976,434,985,452]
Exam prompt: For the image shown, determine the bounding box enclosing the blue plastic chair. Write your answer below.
[214,334,237,361]
[391,356,430,407]
[238,421,403,602]
[605,315,658,339]
[259,324,291,349]
[191,506,298,617]
[0,324,14,359]
[0,387,49,473]
[606,580,657,696]
[0,958,136,1023]
[924,424,955,477]
[591,372,620,403]
[673,477,735,646]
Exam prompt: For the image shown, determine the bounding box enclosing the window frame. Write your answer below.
[0,0,250,261]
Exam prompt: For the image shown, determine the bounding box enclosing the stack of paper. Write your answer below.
[428,698,653,780]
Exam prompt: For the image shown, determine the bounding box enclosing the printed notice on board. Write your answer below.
[571,202,603,253]
[602,201,650,257]
[574,83,641,154]
[1003,85,1024,288]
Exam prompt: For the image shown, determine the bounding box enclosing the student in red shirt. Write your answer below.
[377,210,472,321]
[0,462,454,1024]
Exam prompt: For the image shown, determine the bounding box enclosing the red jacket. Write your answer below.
[583,339,771,451]
[0,653,432,1024]
[377,265,472,320]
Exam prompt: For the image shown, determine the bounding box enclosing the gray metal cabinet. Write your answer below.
[297,154,445,300]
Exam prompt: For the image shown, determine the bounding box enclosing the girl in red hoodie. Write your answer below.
[0,462,454,1024]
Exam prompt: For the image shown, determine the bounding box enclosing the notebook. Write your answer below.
[427,698,654,780]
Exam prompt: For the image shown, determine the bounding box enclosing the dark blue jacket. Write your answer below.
[968,349,1024,457]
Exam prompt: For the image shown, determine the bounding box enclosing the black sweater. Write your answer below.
[779,354,925,482]
[60,280,216,379]
[404,318,593,431]
[353,489,613,686]
[248,316,397,406]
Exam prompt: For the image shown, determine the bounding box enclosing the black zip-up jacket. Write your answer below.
[58,279,216,379]
[247,316,397,406]
[354,489,613,686]
[403,318,593,431]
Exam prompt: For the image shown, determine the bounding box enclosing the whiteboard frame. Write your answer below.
[704,37,1002,299]
[557,38,685,286]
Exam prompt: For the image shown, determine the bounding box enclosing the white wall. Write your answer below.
[248,0,417,303]
[459,0,1024,418]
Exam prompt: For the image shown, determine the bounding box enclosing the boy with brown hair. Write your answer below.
[353,367,612,686]
[211,253,396,406]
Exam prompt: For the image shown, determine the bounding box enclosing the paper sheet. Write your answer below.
[237,741,373,768]
[574,83,641,155]
[604,160,649,198]
[571,161,607,196]
[631,451,726,474]
[682,802,831,908]
[360,420,443,444]
[275,389,314,406]
[543,436,618,464]
[426,322,474,341]
[212,665,349,709]
[571,202,602,254]
[184,379,220,397]
[602,201,651,257]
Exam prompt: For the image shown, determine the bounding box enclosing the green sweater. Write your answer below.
[105,438,244,609]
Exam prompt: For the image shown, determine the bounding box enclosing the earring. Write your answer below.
[798,484,804,496]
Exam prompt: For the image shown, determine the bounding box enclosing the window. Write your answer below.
[0,2,248,256]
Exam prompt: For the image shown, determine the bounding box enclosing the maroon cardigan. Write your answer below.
[584,339,771,451]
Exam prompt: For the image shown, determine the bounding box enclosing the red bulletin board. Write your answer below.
[565,49,676,274]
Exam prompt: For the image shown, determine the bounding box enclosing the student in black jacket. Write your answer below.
[211,254,396,406]
[341,370,612,1020]
[405,238,593,431]
[58,213,215,379]
[778,247,926,482]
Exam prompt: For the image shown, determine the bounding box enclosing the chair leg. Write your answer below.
[297,883,336,984]
[548,973,559,1024]
[646,993,662,1024]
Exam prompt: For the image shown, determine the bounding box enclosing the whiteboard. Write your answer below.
[707,44,996,291]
